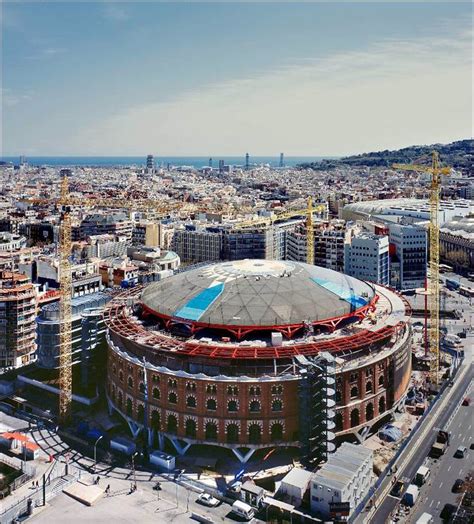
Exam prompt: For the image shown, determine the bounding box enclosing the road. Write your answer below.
[23,423,265,523]
[408,384,473,523]
[354,360,473,524]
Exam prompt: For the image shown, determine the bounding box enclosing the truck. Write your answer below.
[415,466,431,486]
[430,429,450,458]
[446,278,460,291]
[403,484,419,507]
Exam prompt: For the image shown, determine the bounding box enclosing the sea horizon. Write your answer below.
[0,155,339,168]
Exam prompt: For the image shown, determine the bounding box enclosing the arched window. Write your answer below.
[271,399,283,412]
[126,398,133,416]
[137,404,145,422]
[139,382,145,394]
[118,391,123,409]
[227,400,238,412]
[119,371,123,382]
[205,422,218,440]
[186,382,196,391]
[206,398,217,411]
[167,414,178,434]
[271,423,283,442]
[112,365,116,375]
[152,374,160,383]
[186,396,196,408]
[366,403,374,421]
[168,391,177,404]
[379,375,384,387]
[335,390,342,403]
[226,423,239,444]
[350,386,358,399]
[127,376,134,389]
[227,385,239,395]
[249,400,261,413]
[151,410,160,430]
[379,396,386,414]
[366,381,373,394]
[350,409,360,428]
[248,423,261,444]
[335,412,343,431]
[206,384,217,394]
[152,387,160,400]
[255,387,261,396]
[185,419,196,438]
[168,378,177,388]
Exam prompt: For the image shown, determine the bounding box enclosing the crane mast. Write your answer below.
[393,151,451,386]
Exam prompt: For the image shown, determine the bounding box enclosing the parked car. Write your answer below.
[440,503,456,520]
[390,478,409,497]
[197,493,220,507]
[454,446,468,458]
[452,479,464,493]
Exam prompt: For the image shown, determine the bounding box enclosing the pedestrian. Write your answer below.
[95,475,100,485]
[105,484,110,495]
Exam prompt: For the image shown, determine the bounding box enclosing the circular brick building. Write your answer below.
[104,260,412,462]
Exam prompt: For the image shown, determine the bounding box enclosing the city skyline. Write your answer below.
[2,1,472,156]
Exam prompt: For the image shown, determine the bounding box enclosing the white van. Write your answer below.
[415,465,430,486]
[416,512,433,524]
[231,500,255,520]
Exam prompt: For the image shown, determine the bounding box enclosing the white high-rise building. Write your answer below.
[344,231,390,285]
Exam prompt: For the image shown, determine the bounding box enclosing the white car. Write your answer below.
[197,493,220,507]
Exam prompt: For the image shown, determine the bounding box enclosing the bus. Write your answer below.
[446,279,460,291]
[459,286,474,298]
[439,264,453,273]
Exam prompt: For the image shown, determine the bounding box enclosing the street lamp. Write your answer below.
[132,451,139,490]
[93,435,103,472]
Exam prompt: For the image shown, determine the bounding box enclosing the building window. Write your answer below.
[249,400,261,413]
[185,419,197,438]
[186,381,196,392]
[186,396,196,408]
[112,365,116,375]
[366,381,373,394]
[119,371,123,382]
[168,378,177,388]
[152,374,160,383]
[350,372,358,383]
[127,377,134,389]
[126,398,133,417]
[168,391,177,404]
[379,396,386,413]
[152,387,160,400]
[366,402,374,421]
[151,410,160,430]
[350,409,360,428]
[227,385,238,395]
[271,423,283,441]
[350,386,358,399]
[206,384,217,394]
[379,375,384,387]
[139,382,145,394]
[206,398,217,411]
[248,423,262,444]
[226,423,239,444]
[335,412,343,431]
[365,368,373,377]
[271,399,283,412]
[249,386,261,396]
[271,385,283,395]
[227,400,238,412]
[137,404,145,423]
[205,421,218,440]
[167,414,178,434]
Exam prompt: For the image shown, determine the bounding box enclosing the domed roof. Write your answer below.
[141,259,375,329]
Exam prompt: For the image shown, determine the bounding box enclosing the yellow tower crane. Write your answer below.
[233,197,324,265]
[25,173,203,422]
[393,151,451,385]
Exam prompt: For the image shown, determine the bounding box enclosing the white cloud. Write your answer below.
[1,88,33,107]
[102,2,129,21]
[70,26,471,156]
[25,47,67,60]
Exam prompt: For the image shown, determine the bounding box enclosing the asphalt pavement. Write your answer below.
[357,360,473,524]
[408,389,473,523]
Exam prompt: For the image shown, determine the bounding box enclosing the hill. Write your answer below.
[298,139,473,173]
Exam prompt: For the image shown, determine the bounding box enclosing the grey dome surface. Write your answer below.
[141,259,375,327]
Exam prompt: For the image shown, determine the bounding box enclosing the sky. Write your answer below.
[1,1,472,157]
